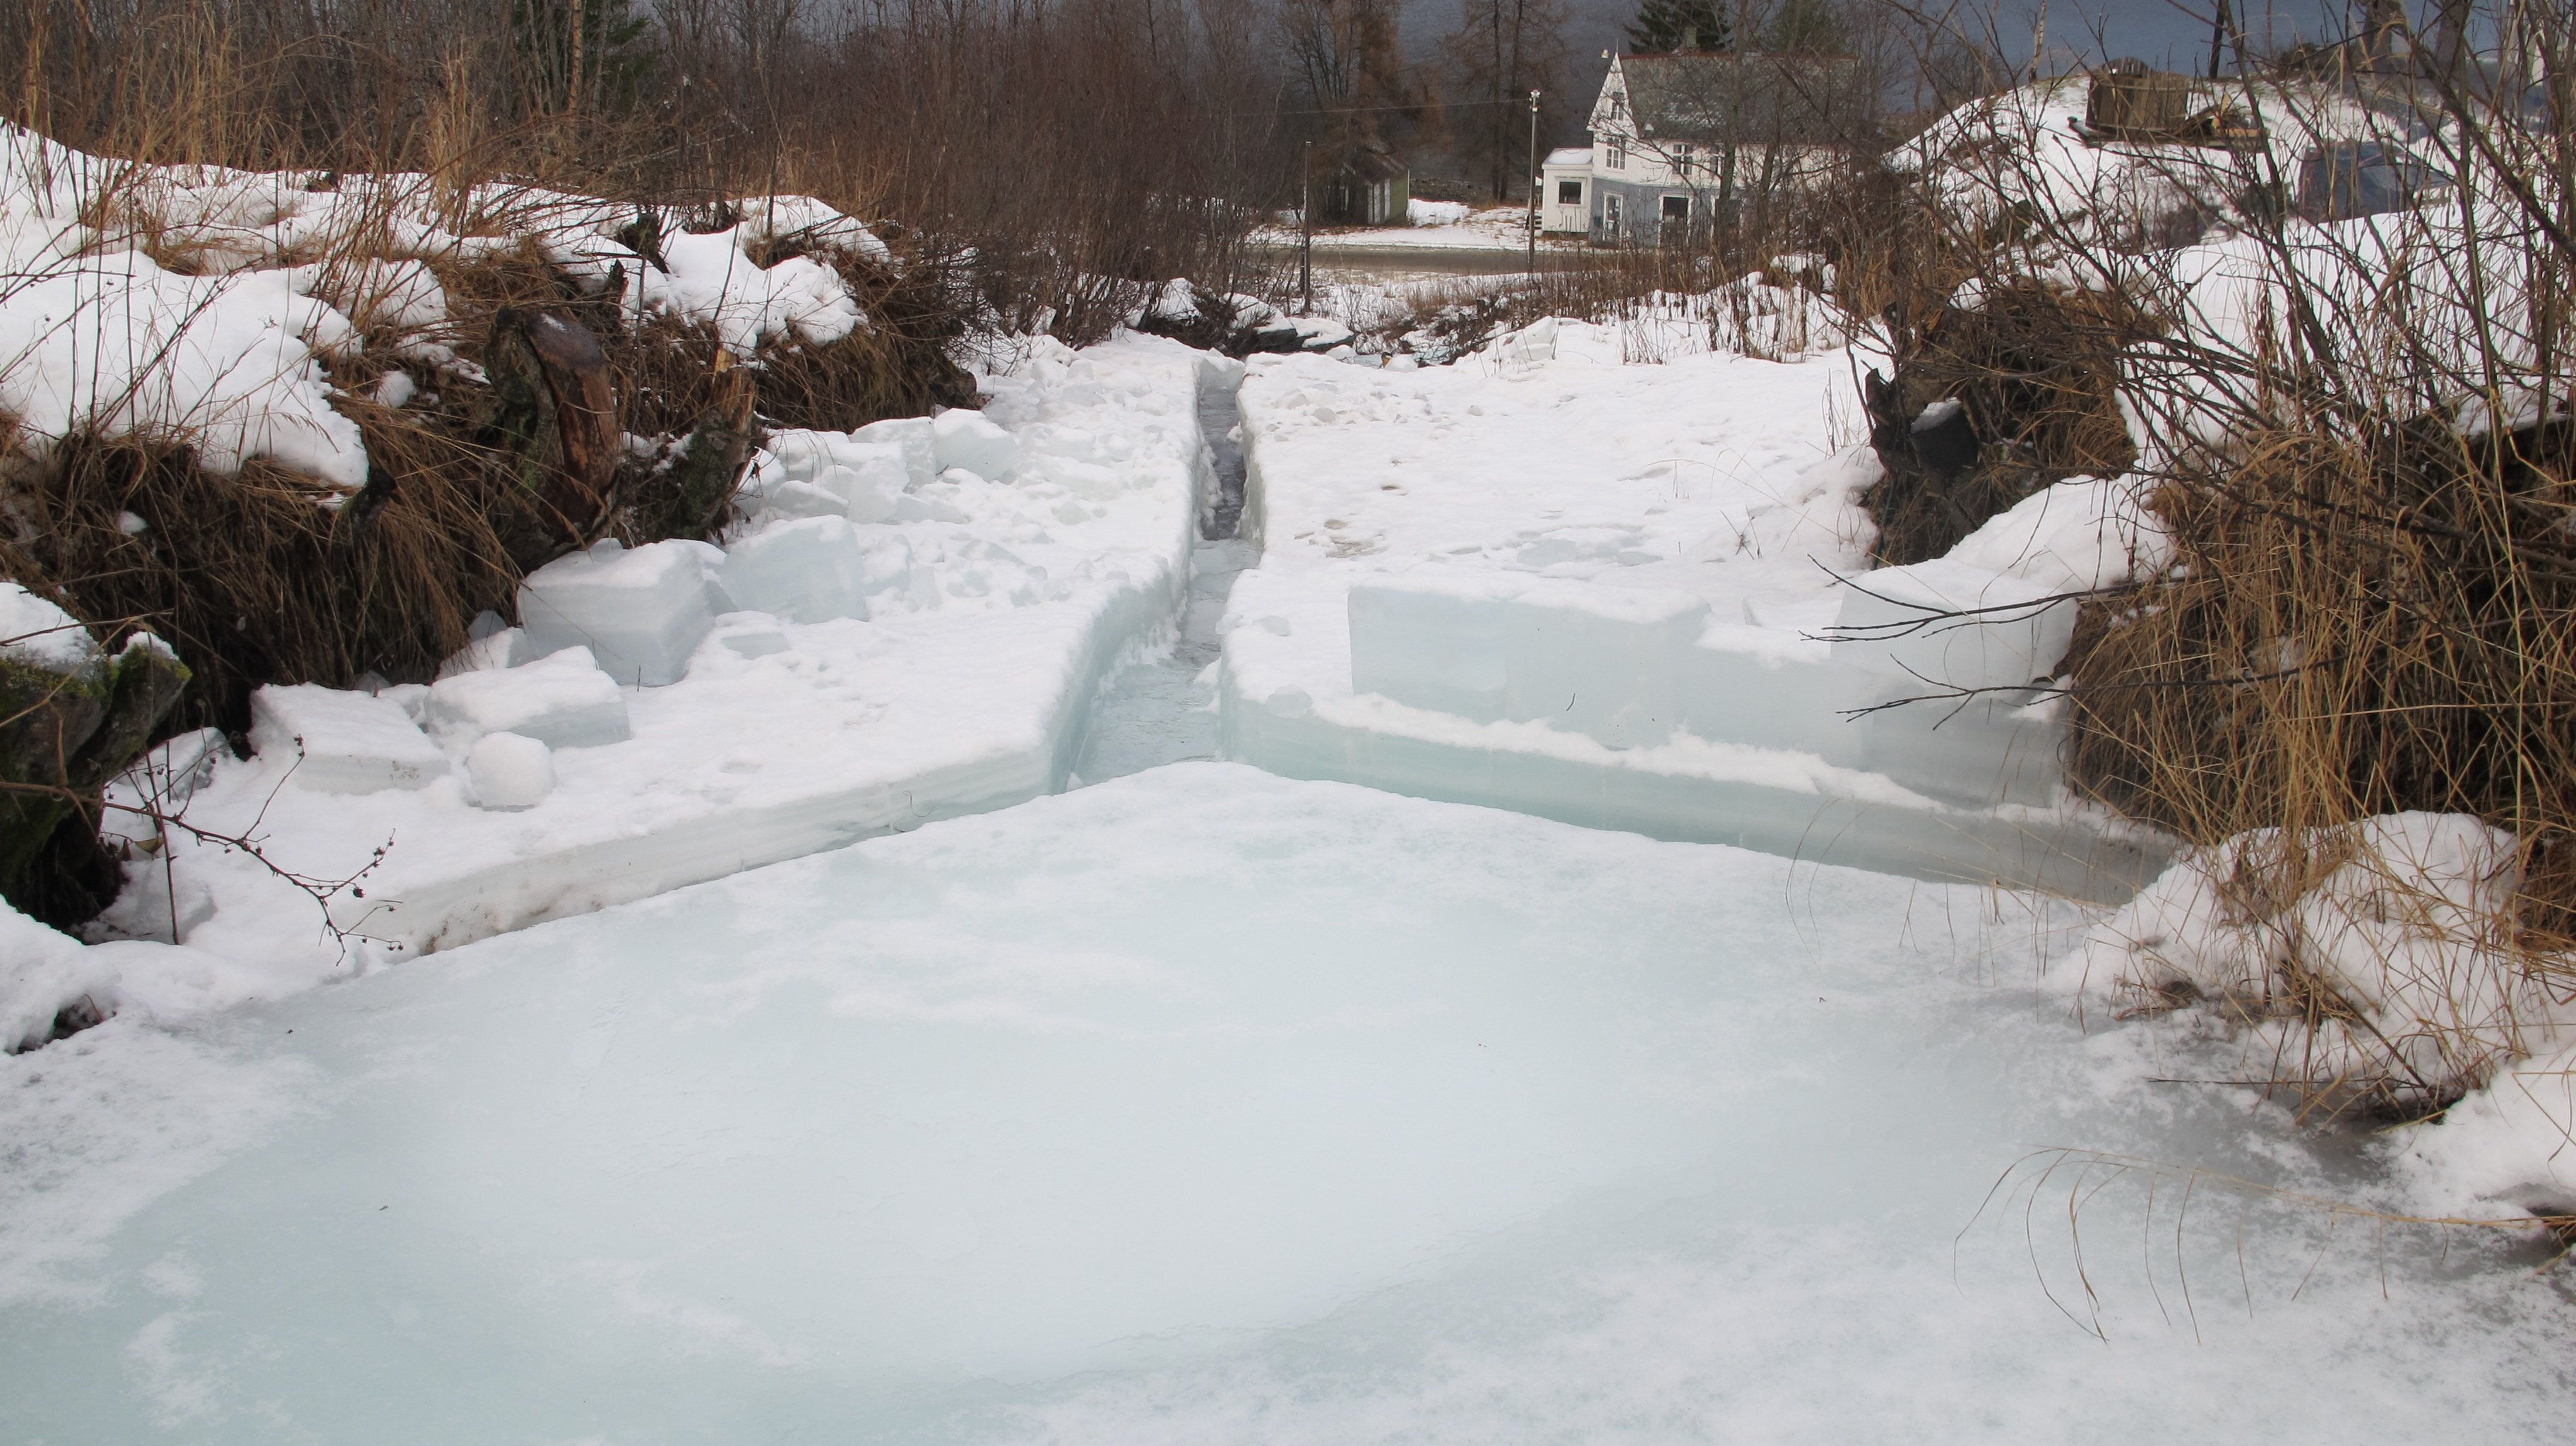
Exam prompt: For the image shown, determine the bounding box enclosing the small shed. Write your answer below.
[1315,143,1411,227]
[1541,148,1593,234]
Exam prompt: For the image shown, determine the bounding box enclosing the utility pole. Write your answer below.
[1299,140,1313,316]
[1525,89,1541,276]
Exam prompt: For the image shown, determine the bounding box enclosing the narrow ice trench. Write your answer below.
[1068,372,1253,785]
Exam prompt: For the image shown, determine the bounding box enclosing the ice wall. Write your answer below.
[1223,566,2141,900]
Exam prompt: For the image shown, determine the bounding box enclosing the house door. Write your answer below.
[1603,193,1622,241]
[1660,194,1690,247]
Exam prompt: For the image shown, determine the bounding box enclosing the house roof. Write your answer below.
[1544,147,1592,167]
[1606,52,1861,146]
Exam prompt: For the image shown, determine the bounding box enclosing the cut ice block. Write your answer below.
[1348,574,1708,748]
[436,626,533,678]
[518,539,722,687]
[249,684,447,794]
[720,517,873,625]
[1830,560,2077,692]
[763,433,909,523]
[422,647,630,751]
[933,409,1025,481]
[852,415,936,489]
[1678,626,1870,767]
[1856,685,2063,807]
[1495,582,1706,748]
[813,444,908,524]
[465,731,555,810]
[1349,578,1508,721]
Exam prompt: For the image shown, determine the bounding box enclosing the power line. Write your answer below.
[1250,95,1544,117]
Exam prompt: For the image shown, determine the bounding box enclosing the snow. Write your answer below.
[2068,813,2556,1107]
[101,333,1224,992]
[1943,473,2172,593]
[0,580,97,669]
[464,731,556,811]
[0,124,898,490]
[1260,205,1563,252]
[6,767,2575,1441]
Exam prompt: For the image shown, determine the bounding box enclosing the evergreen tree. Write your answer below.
[1623,0,1727,55]
[1757,0,1844,56]
[510,0,659,117]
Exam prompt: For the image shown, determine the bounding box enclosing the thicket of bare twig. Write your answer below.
[1842,8,2576,1115]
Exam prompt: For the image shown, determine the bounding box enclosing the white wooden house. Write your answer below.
[1571,52,1858,245]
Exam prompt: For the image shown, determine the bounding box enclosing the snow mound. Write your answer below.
[0,124,893,486]
[2068,813,2559,1106]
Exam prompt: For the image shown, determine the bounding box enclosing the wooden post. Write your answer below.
[1300,141,1314,315]
[1525,89,1541,275]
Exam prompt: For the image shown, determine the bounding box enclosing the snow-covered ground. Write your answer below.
[7,766,2572,1442]
[1258,203,1576,253]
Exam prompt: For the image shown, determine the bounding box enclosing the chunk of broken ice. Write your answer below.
[423,647,631,751]
[932,409,1025,481]
[720,517,873,625]
[518,539,722,687]
[249,684,448,794]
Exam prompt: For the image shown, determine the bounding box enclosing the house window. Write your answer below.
[1676,144,1695,178]
[1662,195,1689,220]
[1607,140,1626,169]
[1557,179,1582,205]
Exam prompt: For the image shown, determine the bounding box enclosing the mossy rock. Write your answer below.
[0,638,191,930]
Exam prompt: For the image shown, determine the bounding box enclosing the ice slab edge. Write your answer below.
[1220,665,2157,902]
[328,395,1215,955]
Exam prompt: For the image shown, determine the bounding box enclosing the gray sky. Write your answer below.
[1534,1,2359,74]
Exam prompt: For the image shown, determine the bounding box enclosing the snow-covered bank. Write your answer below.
[92,335,1227,998]
[6,767,2570,1442]
[1214,329,2163,897]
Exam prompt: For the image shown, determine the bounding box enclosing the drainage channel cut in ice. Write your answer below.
[11,767,2574,1442]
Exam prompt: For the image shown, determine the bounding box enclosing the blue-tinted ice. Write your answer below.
[5,766,2571,1443]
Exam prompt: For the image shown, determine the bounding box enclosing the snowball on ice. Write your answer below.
[465,732,556,811]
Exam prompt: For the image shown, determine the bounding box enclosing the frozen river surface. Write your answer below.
[7,765,2574,1442]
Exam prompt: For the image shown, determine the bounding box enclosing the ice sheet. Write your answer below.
[4,767,2568,1443]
